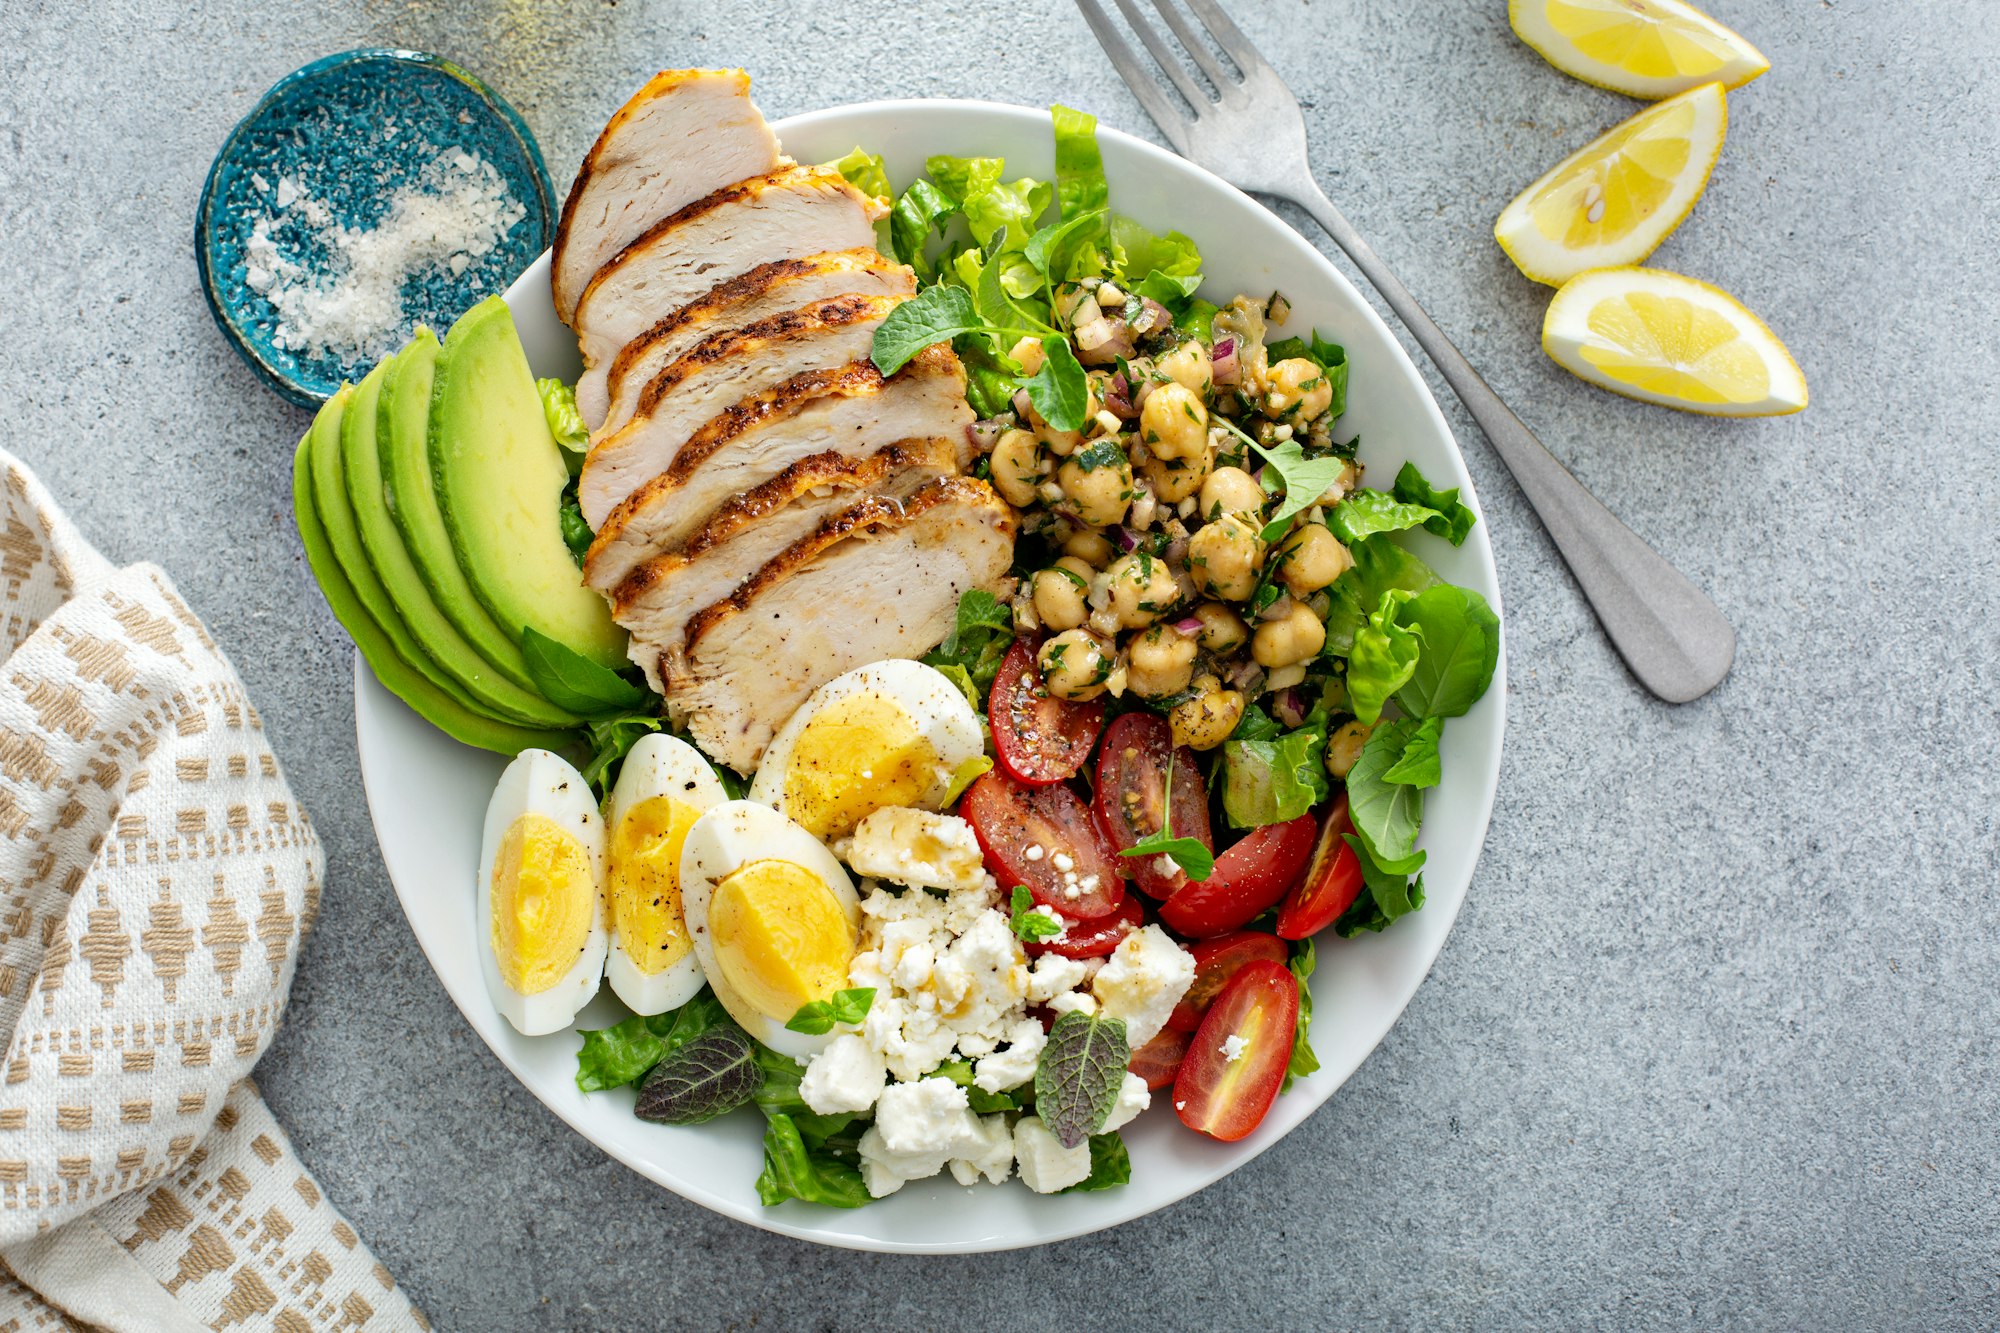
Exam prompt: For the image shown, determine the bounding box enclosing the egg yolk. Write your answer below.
[708,859,855,1019]
[490,813,597,995]
[608,796,700,975]
[783,691,940,840]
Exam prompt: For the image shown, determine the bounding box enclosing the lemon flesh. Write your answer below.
[781,692,940,841]
[490,813,599,995]
[608,795,701,976]
[1510,0,1769,100]
[1542,266,1807,416]
[1495,82,1727,286]
[708,859,856,1020]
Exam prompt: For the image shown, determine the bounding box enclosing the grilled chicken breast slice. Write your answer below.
[551,70,782,325]
[577,292,907,528]
[582,250,914,434]
[582,347,972,593]
[660,477,1015,772]
[612,439,960,689]
[571,165,884,410]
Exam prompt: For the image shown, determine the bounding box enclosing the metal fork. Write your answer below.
[1075,0,1736,703]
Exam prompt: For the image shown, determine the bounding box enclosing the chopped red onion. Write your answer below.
[1257,593,1294,623]
[1105,373,1135,418]
[1172,615,1205,636]
[1076,317,1135,366]
[1013,388,1035,418]
[1212,337,1240,386]
[968,418,1008,452]
[1113,525,1140,552]
[1273,688,1307,729]
[1228,659,1264,692]
[1132,297,1172,337]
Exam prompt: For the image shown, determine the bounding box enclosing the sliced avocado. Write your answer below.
[343,344,584,728]
[294,396,574,755]
[429,296,627,669]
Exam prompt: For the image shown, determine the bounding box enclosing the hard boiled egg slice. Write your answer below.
[604,734,729,1015]
[477,749,607,1036]
[681,801,860,1059]
[748,659,983,841]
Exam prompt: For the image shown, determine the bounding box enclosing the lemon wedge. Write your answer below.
[1495,82,1726,286]
[1542,267,1806,416]
[1510,0,1769,99]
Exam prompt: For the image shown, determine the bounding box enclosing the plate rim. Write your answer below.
[352,95,1507,1253]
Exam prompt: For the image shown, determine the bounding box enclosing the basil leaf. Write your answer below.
[889,178,957,279]
[1051,103,1109,221]
[785,987,876,1035]
[1348,590,1423,726]
[1381,715,1444,788]
[1344,717,1426,865]
[934,1058,1024,1114]
[1394,584,1501,720]
[1334,834,1427,937]
[824,146,891,202]
[1021,335,1089,433]
[920,588,1015,698]
[872,284,985,375]
[1392,461,1478,545]
[1329,490,1441,546]
[1035,1012,1132,1148]
[1265,330,1349,418]
[755,1114,872,1209]
[1282,939,1320,1092]
[1060,1132,1132,1193]
[520,627,650,716]
[1011,885,1064,942]
[633,1026,762,1125]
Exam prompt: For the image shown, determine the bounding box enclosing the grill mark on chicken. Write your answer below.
[631,292,902,418]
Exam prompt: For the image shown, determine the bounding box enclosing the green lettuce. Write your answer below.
[1391,461,1478,545]
[755,1114,871,1209]
[1051,103,1109,220]
[825,146,891,201]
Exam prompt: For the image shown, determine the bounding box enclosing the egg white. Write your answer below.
[476,748,607,1036]
[603,734,728,1015]
[748,658,984,815]
[680,801,860,1059]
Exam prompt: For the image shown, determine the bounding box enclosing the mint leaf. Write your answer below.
[785,988,876,1035]
[633,1026,762,1125]
[1060,1132,1132,1192]
[1035,1012,1132,1148]
[755,1114,872,1209]
[1392,462,1478,545]
[1020,334,1088,433]
[1217,417,1350,542]
[1394,584,1501,720]
[1282,939,1319,1092]
[520,627,650,716]
[1381,715,1444,788]
[1011,885,1064,942]
[872,284,985,375]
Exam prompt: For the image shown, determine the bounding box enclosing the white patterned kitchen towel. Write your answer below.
[0,449,426,1330]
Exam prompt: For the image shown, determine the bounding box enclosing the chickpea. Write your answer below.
[1063,529,1116,568]
[1277,523,1354,596]
[1031,559,1092,632]
[1324,719,1373,779]
[1104,550,1182,629]
[1200,466,1266,521]
[1265,357,1334,421]
[990,429,1043,508]
[1057,450,1133,528]
[1192,601,1250,655]
[1139,381,1209,461]
[1039,629,1114,701]
[1157,340,1212,396]
[1170,683,1246,751]
[1251,601,1327,669]
[1186,514,1263,602]
[1010,335,1046,377]
[1126,625,1198,699]
[1142,447,1211,503]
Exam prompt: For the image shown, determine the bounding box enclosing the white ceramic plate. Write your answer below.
[355,99,1506,1252]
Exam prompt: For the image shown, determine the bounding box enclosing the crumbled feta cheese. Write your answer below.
[1222,1034,1248,1064]
[798,1034,887,1115]
[1092,925,1196,1047]
[1013,1116,1092,1193]
[842,808,990,891]
[1051,851,1075,873]
[1100,1071,1151,1133]
[948,1113,1015,1186]
[875,1076,982,1157]
[1047,990,1099,1018]
[974,1018,1046,1093]
[956,1030,999,1059]
[1026,953,1089,1003]
[1025,844,1045,862]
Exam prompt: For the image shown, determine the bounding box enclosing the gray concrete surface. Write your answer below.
[4,0,1996,1327]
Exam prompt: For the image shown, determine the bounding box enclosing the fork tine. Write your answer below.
[1109,0,1214,112]
[1178,0,1279,81]
[1145,0,1236,91]
[1072,0,1195,154]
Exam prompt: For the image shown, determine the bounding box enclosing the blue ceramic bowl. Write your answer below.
[197,49,555,407]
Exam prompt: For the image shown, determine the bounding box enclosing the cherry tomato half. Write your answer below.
[1129,1025,1192,1091]
[1092,712,1213,899]
[1156,812,1317,938]
[1276,796,1365,940]
[1167,931,1290,1032]
[1173,958,1300,1142]
[990,635,1104,786]
[1026,891,1142,959]
[959,771,1126,919]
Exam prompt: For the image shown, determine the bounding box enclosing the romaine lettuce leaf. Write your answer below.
[1051,104,1109,220]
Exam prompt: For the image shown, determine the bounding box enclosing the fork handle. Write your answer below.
[1289,183,1735,704]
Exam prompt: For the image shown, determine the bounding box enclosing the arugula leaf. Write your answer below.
[1348,590,1423,725]
[520,627,650,716]
[1222,725,1330,829]
[1334,834,1427,937]
[1116,755,1215,880]
[1329,490,1442,546]
[934,1058,1024,1114]
[872,284,985,375]
[1344,717,1427,866]
[574,989,729,1091]
[755,1114,872,1209]
[1035,1012,1132,1148]
[1282,939,1320,1092]
[1050,104,1109,220]
[943,755,994,806]
[1382,715,1444,788]
[1394,584,1501,720]
[825,146,891,201]
[923,154,1004,205]
[1020,335,1089,433]
[633,1026,762,1125]
[785,988,876,1035]
[889,178,957,278]
[1011,885,1064,942]
[1060,1132,1133,1192]
[579,713,661,795]
[1217,417,1349,542]
[536,378,588,458]
[1264,330,1349,419]
[920,588,1015,698]
[1392,462,1478,545]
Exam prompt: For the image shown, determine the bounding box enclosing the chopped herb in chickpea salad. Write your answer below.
[564,107,1497,1210]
